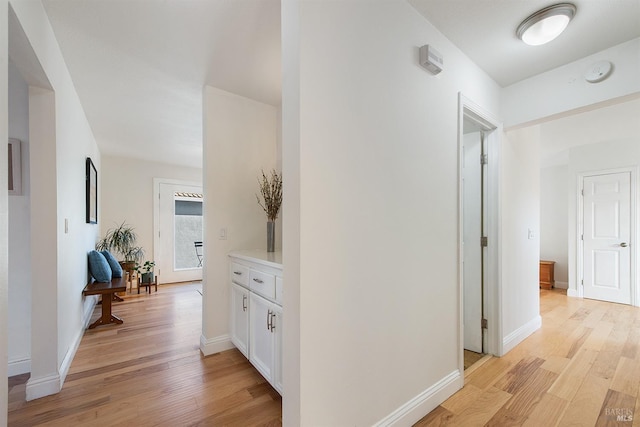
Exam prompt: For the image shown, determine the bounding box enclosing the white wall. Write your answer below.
[502,38,640,128]
[201,86,277,355]
[283,1,501,425]
[567,140,640,299]
[8,59,32,374]
[9,0,101,400]
[281,0,300,421]
[540,165,569,287]
[1,0,10,421]
[501,126,542,352]
[539,98,640,167]
[101,155,202,264]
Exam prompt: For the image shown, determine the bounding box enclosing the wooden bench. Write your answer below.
[83,276,127,329]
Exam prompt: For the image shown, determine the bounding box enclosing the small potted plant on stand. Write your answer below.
[134,260,156,293]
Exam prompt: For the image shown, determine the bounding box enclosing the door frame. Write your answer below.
[153,178,203,283]
[576,167,638,306]
[457,93,503,375]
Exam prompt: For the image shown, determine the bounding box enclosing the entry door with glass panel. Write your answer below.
[158,183,203,284]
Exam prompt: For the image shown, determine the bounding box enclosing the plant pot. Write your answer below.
[141,272,154,284]
[119,261,136,274]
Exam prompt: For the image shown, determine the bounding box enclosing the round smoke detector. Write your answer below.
[583,60,613,83]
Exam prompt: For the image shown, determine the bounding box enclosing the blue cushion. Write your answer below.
[88,250,112,282]
[101,250,123,278]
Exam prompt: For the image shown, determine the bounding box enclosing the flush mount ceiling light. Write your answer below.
[516,3,576,46]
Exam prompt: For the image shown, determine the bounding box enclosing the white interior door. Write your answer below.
[463,131,483,353]
[583,172,631,304]
[157,182,203,284]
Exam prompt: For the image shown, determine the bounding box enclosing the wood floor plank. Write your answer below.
[413,405,455,426]
[503,368,558,417]
[466,357,514,390]
[621,326,640,359]
[596,389,635,425]
[440,384,482,414]
[495,357,545,394]
[557,374,610,426]
[583,320,614,351]
[540,356,570,374]
[485,406,528,427]
[611,356,640,397]
[523,392,568,427]
[547,348,599,401]
[446,386,513,426]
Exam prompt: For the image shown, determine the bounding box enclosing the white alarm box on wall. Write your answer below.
[419,45,443,75]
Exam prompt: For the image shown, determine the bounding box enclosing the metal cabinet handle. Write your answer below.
[621,242,628,247]
[267,309,272,330]
[242,294,247,312]
[270,312,276,332]
[233,271,242,275]
[253,278,264,284]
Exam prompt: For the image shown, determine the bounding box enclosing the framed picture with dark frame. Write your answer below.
[86,157,97,224]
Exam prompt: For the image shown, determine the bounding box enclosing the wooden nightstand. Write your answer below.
[540,260,555,290]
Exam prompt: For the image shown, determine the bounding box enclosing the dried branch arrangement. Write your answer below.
[256,169,283,222]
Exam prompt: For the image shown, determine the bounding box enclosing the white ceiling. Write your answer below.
[41,0,281,168]
[39,1,639,168]
[409,0,640,87]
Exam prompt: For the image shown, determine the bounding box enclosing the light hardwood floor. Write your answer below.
[9,286,640,426]
[416,288,640,426]
[8,283,282,426]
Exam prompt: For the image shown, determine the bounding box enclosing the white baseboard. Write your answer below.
[502,315,542,355]
[59,298,96,386]
[25,295,98,401]
[200,334,234,356]
[373,370,462,426]
[554,281,568,289]
[26,373,61,401]
[8,358,31,376]
[567,288,580,297]
[83,295,99,328]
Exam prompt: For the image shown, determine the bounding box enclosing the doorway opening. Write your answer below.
[458,94,502,373]
[462,127,486,367]
[154,179,204,284]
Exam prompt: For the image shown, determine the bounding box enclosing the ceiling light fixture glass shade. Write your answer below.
[517,3,576,46]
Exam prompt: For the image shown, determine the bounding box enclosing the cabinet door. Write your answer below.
[249,292,275,383]
[230,283,249,358]
[272,304,283,394]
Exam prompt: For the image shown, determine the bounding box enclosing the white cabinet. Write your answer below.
[249,292,277,383]
[229,251,282,395]
[230,283,249,358]
[272,304,283,393]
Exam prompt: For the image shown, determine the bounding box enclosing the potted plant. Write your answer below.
[256,169,283,252]
[96,221,144,272]
[135,260,156,284]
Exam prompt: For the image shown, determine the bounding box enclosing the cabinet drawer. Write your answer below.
[249,269,276,300]
[230,263,249,287]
